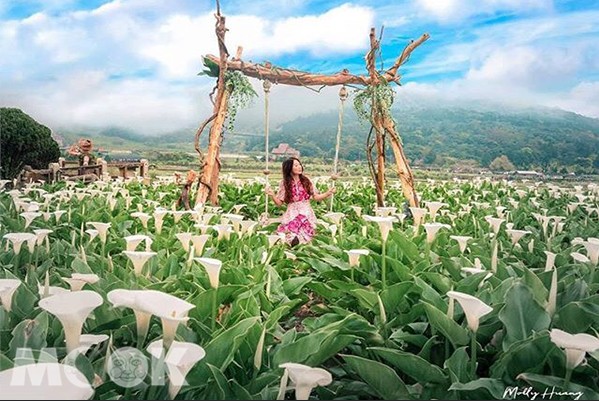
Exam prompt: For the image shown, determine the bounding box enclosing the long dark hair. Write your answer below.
[282,157,313,204]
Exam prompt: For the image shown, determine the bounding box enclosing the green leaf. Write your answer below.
[445,347,471,384]
[369,347,447,384]
[207,363,233,400]
[422,302,469,347]
[341,354,410,400]
[449,378,507,399]
[198,317,259,376]
[498,281,550,350]
[281,277,312,296]
[517,373,599,400]
[9,311,49,358]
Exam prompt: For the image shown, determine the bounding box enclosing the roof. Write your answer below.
[271,143,299,155]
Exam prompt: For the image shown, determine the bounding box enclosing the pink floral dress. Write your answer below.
[276,179,318,244]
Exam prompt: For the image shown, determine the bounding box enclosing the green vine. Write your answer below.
[353,79,396,125]
[224,71,257,132]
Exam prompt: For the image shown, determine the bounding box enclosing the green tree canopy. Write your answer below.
[1,108,60,179]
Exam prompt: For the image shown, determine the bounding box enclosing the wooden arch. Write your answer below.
[194,2,429,208]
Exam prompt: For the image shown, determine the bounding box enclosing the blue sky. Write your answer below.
[1,0,598,134]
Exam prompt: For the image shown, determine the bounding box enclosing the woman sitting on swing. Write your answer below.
[266,157,335,246]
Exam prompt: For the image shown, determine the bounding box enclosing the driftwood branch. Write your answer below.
[384,33,430,81]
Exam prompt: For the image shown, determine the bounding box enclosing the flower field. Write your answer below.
[1,175,598,400]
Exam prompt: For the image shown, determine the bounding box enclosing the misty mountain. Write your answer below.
[56,99,599,172]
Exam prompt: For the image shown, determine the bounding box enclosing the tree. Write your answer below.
[0,108,60,179]
[489,155,515,171]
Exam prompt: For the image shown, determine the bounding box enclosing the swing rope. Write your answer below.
[262,79,272,223]
[330,85,348,212]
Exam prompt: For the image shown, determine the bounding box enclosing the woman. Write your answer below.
[266,157,335,246]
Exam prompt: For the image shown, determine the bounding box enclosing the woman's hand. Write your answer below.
[265,186,274,196]
[327,187,336,197]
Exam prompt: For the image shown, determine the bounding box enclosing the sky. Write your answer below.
[1,0,598,135]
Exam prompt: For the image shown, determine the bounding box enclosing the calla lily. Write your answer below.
[33,229,52,246]
[195,257,222,289]
[363,215,395,242]
[232,203,246,214]
[39,290,103,353]
[153,209,168,234]
[85,229,99,243]
[424,201,448,221]
[278,363,333,400]
[350,206,362,217]
[147,340,206,399]
[239,220,258,237]
[323,212,345,226]
[550,329,599,370]
[77,334,109,354]
[267,234,285,248]
[450,235,472,254]
[506,229,531,246]
[447,291,492,333]
[124,234,152,252]
[176,232,193,252]
[544,251,556,272]
[375,207,397,217]
[122,251,157,276]
[86,222,110,244]
[109,289,194,348]
[20,211,42,229]
[346,249,370,267]
[0,363,94,400]
[409,207,427,227]
[3,232,37,254]
[484,216,505,235]
[222,213,244,232]
[583,239,599,265]
[172,211,187,224]
[284,251,297,260]
[0,279,21,313]
[423,223,451,243]
[63,273,100,291]
[136,293,194,349]
[571,252,590,263]
[213,224,233,240]
[191,234,211,257]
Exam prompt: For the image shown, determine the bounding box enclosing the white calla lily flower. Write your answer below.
[39,291,103,353]
[147,340,206,399]
[447,291,493,333]
[550,329,599,370]
[0,363,94,400]
[195,257,222,289]
[0,279,21,312]
[278,363,333,400]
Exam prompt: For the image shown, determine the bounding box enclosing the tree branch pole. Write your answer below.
[196,8,230,206]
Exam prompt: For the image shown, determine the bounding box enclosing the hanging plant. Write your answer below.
[353,79,396,125]
[224,71,257,132]
[198,57,257,132]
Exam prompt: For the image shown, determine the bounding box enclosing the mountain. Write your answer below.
[246,100,599,172]
[55,100,599,173]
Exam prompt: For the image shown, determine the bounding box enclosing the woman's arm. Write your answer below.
[313,187,335,202]
[265,186,284,207]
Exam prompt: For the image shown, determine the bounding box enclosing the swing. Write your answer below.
[259,83,348,225]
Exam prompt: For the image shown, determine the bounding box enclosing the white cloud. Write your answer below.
[550,81,599,118]
[416,0,553,22]
[138,4,375,78]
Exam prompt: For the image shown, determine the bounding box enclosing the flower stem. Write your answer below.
[381,240,387,290]
[564,368,572,390]
[470,331,477,377]
[212,288,218,331]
